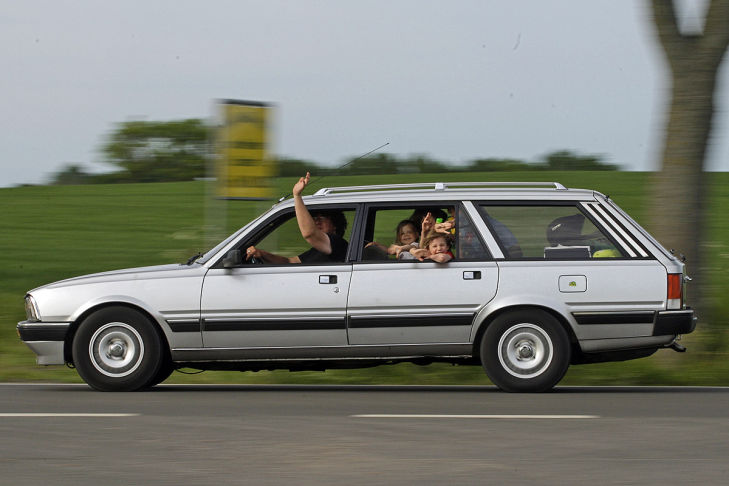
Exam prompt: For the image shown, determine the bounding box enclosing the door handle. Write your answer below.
[463,271,481,280]
[319,275,338,284]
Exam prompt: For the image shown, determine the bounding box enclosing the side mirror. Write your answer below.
[222,249,243,268]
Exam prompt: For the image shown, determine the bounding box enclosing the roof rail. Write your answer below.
[312,181,567,196]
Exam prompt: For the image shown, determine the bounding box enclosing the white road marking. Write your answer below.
[0,413,140,417]
[351,414,599,419]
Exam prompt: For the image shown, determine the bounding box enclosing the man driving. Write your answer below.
[245,172,348,264]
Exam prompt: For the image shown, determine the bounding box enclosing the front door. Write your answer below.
[201,264,351,348]
[200,207,356,349]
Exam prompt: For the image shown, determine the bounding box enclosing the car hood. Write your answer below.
[30,263,204,292]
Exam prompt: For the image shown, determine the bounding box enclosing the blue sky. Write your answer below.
[1,0,726,187]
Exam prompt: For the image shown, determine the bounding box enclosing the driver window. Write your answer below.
[255,214,311,259]
[244,208,355,264]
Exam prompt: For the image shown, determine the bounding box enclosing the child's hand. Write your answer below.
[410,248,428,261]
[428,253,452,263]
[434,220,454,234]
[422,212,434,235]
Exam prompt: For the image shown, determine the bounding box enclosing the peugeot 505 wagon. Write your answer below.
[18,181,696,392]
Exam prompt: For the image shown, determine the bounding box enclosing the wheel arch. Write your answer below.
[471,304,578,359]
[64,301,171,365]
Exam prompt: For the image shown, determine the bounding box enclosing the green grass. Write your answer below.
[2,172,728,386]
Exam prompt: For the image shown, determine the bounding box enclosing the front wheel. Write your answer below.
[480,310,570,392]
[72,306,163,391]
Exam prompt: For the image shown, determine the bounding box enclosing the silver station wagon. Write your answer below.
[18,181,696,392]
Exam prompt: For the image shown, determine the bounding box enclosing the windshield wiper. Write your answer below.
[185,252,204,265]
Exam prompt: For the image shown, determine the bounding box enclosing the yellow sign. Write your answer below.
[217,100,275,199]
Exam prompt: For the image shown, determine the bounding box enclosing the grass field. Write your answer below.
[2,171,728,385]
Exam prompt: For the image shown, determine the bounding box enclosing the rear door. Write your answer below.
[347,203,498,345]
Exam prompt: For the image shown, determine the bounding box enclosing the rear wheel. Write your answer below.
[72,306,163,391]
[480,309,570,392]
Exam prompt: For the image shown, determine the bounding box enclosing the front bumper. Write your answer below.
[17,321,71,365]
[652,310,696,336]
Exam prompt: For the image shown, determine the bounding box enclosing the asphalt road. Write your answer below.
[1,384,727,485]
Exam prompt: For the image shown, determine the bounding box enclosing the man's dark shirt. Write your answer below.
[298,233,348,263]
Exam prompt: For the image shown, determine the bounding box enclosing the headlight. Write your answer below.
[24,294,41,322]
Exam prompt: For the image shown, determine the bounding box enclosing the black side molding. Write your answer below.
[571,310,696,336]
[17,322,70,341]
[572,312,656,325]
[348,314,474,329]
[167,320,202,333]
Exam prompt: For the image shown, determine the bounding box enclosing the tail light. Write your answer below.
[667,273,682,310]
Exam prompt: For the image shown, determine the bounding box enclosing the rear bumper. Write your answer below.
[17,321,70,365]
[652,310,696,336]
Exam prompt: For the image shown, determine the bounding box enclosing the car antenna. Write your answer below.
[277,142,390,202]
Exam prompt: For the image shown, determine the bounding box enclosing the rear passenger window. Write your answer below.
[361,204,491,262]
[478,205,626,259]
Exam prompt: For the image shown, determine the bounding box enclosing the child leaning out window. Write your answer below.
[410,232,454,263]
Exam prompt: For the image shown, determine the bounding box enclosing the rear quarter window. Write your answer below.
[478,204,626,259]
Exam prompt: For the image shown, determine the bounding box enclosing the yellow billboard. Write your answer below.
[217,100,275,199]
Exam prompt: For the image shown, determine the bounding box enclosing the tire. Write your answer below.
[480,309,571,393]
[144,358,175,388]
[72,306,163,392]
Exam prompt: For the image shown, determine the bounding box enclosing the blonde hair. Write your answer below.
[421,231,452,251]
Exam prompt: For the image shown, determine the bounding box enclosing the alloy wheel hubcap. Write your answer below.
[89,322,145,377]
[498,323,553,379]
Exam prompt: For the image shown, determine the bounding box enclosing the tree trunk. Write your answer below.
[649,0,729,323]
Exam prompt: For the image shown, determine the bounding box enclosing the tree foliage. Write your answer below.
[48,116,617,186]
[276,150,617,177]
[51,164,93,185]
[101,118,209,182]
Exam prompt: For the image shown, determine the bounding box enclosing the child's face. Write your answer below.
[428,236,449,255]
[398,224,418,245]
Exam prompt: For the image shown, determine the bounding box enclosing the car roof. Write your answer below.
[292,181,600,206]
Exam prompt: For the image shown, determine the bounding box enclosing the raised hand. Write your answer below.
[292,172,311,197]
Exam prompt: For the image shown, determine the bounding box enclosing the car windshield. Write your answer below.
[194,214,266,265]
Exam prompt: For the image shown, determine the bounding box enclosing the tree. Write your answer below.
[276,157,319,177]
[649,0,729,320]
[542,151,617,171]
[51,164,93,185]
[467,158,531,172]
[101,118,209,182]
